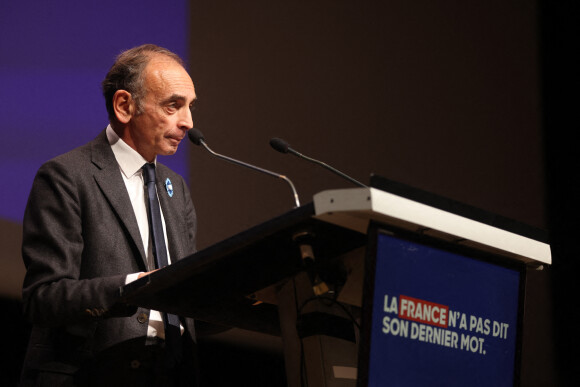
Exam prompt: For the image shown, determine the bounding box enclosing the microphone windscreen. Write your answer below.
[270,138,290,154]
[188,128,205,145]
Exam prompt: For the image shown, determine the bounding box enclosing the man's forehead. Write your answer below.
[144,56,195,98]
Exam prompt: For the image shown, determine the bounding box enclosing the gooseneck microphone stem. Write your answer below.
[287,147,368,188]
[190,130,300,208]
[270,138,367,188]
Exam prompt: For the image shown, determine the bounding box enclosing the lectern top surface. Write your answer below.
[313,177,551,265]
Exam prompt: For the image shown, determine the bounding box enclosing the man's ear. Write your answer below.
[112,90,135,124]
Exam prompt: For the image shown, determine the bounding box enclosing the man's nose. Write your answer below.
[178,107,194,131]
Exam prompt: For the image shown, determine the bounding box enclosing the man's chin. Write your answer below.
[160,146,179,156]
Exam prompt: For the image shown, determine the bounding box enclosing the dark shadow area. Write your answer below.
[3,295,286,386]
[0,298,31,387]
[540,1,580,385]
[197,338,287,386]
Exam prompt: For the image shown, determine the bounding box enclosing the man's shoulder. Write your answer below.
[40,130,108,172]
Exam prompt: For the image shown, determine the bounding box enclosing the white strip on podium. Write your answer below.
[313,188,551,265]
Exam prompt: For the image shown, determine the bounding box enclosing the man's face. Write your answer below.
[129,56,196,161]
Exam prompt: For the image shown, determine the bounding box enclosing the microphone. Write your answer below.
[188,129,301,208]
[269,137,368,188]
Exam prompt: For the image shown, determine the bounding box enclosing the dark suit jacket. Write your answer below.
[20,130,197,385]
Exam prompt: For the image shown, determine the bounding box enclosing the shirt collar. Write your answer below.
[106,125,155,178]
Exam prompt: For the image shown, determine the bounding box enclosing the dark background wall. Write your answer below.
[2,0,575,385]
[188,1,545,249]
[187,1,555,386]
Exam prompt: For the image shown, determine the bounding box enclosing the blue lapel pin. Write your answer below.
[165,178,174,197]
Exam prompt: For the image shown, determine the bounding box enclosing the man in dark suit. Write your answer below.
[20,44,198,386]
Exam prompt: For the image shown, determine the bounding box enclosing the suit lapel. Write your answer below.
[90,131,148,269]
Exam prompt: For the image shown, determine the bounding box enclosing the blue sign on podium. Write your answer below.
[361,230,524,387]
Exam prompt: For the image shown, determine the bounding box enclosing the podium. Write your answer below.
[120,175,550,386]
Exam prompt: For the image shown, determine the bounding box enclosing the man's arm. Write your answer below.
[22,159,135,327]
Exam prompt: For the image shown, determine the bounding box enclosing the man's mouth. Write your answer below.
[167,136,182,145]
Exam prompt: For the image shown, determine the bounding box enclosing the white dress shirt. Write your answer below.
[106,125,172,339]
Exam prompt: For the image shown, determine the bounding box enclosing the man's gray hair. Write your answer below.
[102,44,185,122]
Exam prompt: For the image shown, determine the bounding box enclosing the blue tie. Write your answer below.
[142,163,182,366]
